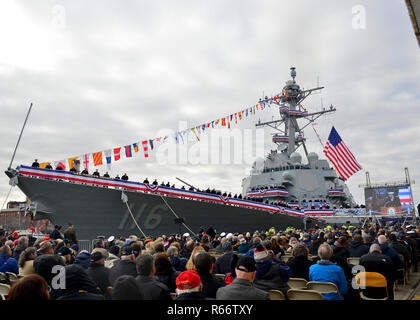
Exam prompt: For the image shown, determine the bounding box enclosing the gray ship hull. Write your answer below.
[7,171,306,240]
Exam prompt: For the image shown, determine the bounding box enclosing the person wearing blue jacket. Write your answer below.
[309,243,347,300]
[0,245,19,274]
[377,235,402,268]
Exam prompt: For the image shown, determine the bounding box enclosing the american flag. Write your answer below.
[323,126,362,180]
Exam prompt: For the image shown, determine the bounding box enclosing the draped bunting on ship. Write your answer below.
[44,93,291,170]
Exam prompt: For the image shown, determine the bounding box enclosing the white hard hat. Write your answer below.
[108,236,115,242]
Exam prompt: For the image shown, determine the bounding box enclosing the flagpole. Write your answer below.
[9,102,33,169]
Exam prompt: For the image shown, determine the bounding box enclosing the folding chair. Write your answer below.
[287,289,324,300]
[0,272,7,282]
[306,281,341,300]
[287,278,308,289]
[5,272,17,282]
[398,254,408,285]
[0,283,11,296]
[347,257,360,267]
[267,289,286,300]
[279,255,290,263]
[214,274,225,280]
[0,293,6,300]
[354,272,389,300]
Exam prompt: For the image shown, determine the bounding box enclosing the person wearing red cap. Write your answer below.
[175,270,208,300]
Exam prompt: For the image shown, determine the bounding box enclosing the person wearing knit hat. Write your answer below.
[253,244,291,294]
[175,270,207,300]
[253,244,269,262]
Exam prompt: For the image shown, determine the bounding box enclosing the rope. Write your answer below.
[159,195,196,236]
[121,192,147,238]
[1,185,13,211]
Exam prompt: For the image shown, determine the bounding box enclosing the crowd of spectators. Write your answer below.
[0,221,419,301]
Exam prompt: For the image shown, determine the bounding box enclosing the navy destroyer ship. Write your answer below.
[5,68,364,240]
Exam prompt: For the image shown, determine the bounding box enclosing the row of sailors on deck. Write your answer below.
[31,159,247,199]
[250,186,285,191]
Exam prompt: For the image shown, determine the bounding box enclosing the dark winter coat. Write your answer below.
[348,240,369,258]
[176,292,212,300]
[154,270,180,293]
[287,255,313,281]
[379,243,402,268]
[52,264,103,300]
[86,263,111,295]
[169,256,187,272]
[109,259,137,286]
[389,240,411,266]
[253,260,291,294]
[215,252,234,274]
[197,272,226,298]
[360,251,398,299]
[135,275,172,301]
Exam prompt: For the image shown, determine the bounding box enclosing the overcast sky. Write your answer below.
[1,0,419,210]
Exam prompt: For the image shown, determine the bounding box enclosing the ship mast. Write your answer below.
[256,67,336,161]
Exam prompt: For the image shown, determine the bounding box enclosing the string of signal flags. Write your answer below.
[39,91,296,171]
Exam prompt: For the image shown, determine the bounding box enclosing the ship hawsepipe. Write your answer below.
[5,166,329,239]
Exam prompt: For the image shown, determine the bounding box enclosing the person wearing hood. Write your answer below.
[215,242,235,274]
[33,254,65,299]
[377,235,402,268]
[253,244,291,295]
[348,234,369,257]
[56,264,104,300]
[74,250,91,269]
[331,236,349,261]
